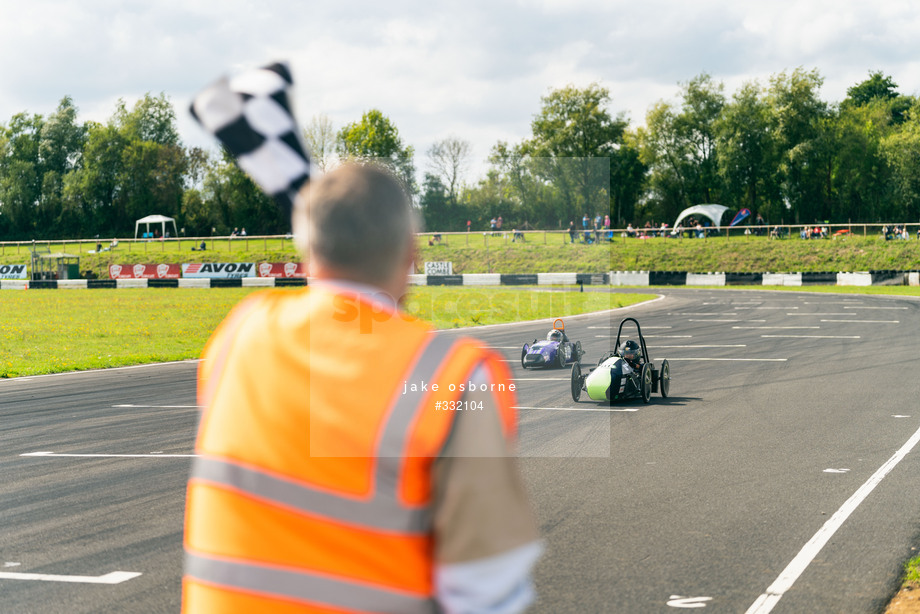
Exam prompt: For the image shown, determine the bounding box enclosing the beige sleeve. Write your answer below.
[432,364,540,565]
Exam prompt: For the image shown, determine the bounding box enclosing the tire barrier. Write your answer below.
[3,270,920,289]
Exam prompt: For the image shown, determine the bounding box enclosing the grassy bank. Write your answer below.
[4,233,920,279]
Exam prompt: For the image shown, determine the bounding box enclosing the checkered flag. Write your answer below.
[190,61,311,217]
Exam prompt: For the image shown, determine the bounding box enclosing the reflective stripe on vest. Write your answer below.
[186,551,437,614]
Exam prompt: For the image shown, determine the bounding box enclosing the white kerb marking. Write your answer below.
[0,570,141,584]
[22,451,197,458]
[745,423,920,614]
[668,595,713,608]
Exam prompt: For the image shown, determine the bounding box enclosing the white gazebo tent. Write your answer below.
[673,204,729,229]
[135,214,178,239]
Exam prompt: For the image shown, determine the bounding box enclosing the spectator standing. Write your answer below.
[568,221,577,243]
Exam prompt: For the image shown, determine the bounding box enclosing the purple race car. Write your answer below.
[521,319,584,369]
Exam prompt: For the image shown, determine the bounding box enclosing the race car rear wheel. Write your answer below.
[659,359,671,398]
[557,346,566,368]
[570,363,583,402]
[640,363,652,404]
[574,340,583,360]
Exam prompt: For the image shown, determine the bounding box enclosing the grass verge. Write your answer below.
[0,287,655,378]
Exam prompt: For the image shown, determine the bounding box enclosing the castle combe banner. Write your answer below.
[105,262,303,279]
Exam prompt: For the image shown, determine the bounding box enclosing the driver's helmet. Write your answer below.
[618,339,641,364]
[548,329,564,342]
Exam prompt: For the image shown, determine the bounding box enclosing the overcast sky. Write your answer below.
[2,0,920,182]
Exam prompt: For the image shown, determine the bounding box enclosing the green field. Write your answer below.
[4,232,920,279]
[0,287,652,378]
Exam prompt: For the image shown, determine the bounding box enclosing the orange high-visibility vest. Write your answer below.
[183,285,517,613]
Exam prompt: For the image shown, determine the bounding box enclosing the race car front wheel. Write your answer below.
[640,363,652,404]
[659,359,671,398]
[570,363,583,402]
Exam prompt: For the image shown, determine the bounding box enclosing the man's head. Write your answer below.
[294,163,416,293]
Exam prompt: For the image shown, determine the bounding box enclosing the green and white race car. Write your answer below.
[570,317,671,404]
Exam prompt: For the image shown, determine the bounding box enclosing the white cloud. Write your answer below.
[2,0,919,182]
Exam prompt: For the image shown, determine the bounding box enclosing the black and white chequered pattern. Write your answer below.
[190,62,311,216]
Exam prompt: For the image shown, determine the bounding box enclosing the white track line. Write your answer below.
[515,406,639,413]
[786,313,849,316]
[733,326,820,330]
[112,404,199,409]
[821,319,899,324]
[654,345,747,349]
[745,424,920,614]
[761,335,861,339]
[663,358,787,362]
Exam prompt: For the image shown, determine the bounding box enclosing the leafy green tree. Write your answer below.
[639,102,689,219]
[113,92,180,146]
[641,74,727,224]
[202,148,285,235]
[524,84,624,223]
[65,121,127,236]
[881,101,920,221]
[610,130,646,226]
[0,112,44,237]
[716,80,779,220]
[419,173,451,231]
[829,102,894,221]
[767,68,829,222]
[337,109,416,193]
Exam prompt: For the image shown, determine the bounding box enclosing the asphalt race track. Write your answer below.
[2,288,920,613]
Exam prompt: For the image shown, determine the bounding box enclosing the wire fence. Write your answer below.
[415,222,920,246]
[1,222,918,255]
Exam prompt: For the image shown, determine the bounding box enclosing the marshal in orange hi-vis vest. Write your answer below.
[183,284,517,613]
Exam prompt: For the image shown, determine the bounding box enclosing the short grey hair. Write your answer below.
[293,162,416,285]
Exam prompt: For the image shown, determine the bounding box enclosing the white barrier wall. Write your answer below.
[178,279,210,289]
[538,272,577,285]
[0,280,29,290]
[909,272,920,286]
[762,273,802,286]
[407,274,427,286]
[57,280,89,289]
[462,274,501,286]
[686,273,726,286]
[116,279,147,289]
[836,272,872,286]
[608,271,650,286]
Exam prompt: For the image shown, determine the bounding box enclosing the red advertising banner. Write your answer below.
[109,264,182,279]
[257,262,304,278]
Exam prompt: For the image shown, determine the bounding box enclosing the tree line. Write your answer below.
[2,68,919,240]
